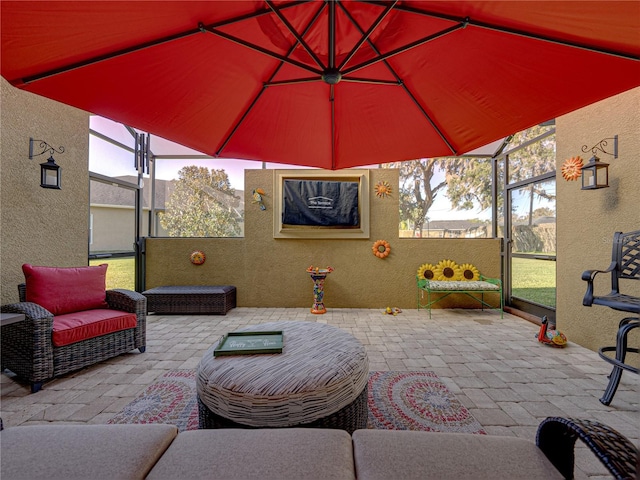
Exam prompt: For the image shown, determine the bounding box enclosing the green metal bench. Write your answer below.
[416,275,503,318]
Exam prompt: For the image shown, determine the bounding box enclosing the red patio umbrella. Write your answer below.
[2,1,639,169]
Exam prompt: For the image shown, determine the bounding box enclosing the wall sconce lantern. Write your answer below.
[581,156,609,190]
[580,135,618,190]
[29,138,64,189]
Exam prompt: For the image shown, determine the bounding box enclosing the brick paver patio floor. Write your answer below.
[2,308,638,479]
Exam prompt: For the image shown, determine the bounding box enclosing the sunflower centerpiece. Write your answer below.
[416,263,436,281]
[434,259,462,281]
[459,263,480,281]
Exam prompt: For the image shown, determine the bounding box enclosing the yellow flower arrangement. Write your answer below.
[459,263,480,281]
[434,259,461,281]
[372,240,391,259]
[416,263,436,280]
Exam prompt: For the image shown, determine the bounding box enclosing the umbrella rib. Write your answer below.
[18,28,202,85]
[216,3,326,157]
[266,77,403,87]
[266,0,326,70]
[328,0,336,69]
[341,78,401,86]
[330,84,336,169]
[339,2,457,155]
[337,0,398,71]
[342,22,466,76]
[375,2,639,61]
[16,2,309,86]
[204,1,308,28]
[470,19,640,61]
[199,24,322,76]
[266,77,323,86]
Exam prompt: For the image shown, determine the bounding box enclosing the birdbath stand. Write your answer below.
[306,266,334,314]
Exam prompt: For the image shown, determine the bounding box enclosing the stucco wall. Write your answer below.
[145,168,502,309]
[1,78,90,304]
[556,87,640,354]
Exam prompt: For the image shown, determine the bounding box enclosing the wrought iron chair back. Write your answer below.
[581,229,640,406]
[582,230,640,311]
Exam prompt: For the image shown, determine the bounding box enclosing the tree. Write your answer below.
[159,166,242,237]
[532,207,555,219]
[387,160,446,236]
[442,157,495,212]
[388,125,556,236]
[386,157,492,236]
[505,126,556,225]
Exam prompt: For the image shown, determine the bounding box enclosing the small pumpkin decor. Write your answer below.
[372,240,391,259]
[459,263,480,281]
[434,259,461,281]
[190,250,206,265]
[417,263,436,280]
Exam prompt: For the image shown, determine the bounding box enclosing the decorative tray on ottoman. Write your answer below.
[214,331,284,356]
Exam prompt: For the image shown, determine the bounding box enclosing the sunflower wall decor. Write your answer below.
[190,250,206,265]
[434,259,462,281]
[560,156,584,181]
[372,240,391,258]
[416,263,436,280]
[374,181,392,198]
[459,263,480,281]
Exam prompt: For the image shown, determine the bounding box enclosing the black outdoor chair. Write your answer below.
[582,229,640,406]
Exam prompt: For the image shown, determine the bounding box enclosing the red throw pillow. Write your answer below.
[22,264,109,315]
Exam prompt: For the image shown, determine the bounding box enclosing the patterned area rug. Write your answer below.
[108,369,485,434]
[367,371,485,434]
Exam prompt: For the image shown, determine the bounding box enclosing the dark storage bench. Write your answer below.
[143,285,236,315]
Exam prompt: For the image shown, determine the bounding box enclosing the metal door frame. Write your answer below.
[88,124,149,292]
[499,129,557,322]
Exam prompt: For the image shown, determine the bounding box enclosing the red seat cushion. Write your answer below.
[52,309,137,347]
[22,264,109,315]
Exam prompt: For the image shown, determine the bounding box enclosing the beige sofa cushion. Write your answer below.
[352,430,563,480]
[147,428,355,480]
[0,423,178,480]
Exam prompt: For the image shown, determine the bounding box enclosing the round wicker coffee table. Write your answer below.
[196,321,369,434]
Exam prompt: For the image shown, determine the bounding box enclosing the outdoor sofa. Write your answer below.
[1,417,637,479]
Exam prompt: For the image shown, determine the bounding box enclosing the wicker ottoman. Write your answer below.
[142,285,236,315]
[196,321,369,434]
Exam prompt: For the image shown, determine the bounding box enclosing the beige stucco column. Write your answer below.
[556,87,639,356]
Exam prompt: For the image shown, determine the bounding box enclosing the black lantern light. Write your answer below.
[39,156,62,189]
[29,138,64,189]
[580,135,617,190]
[581,156,609,190]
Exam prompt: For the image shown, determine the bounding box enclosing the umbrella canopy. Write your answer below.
[2,1,639,169]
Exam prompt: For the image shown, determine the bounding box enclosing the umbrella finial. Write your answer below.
[322,68,342,85]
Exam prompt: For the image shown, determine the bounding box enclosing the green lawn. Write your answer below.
[92,255,556,307]
[90,257,135,291]
[511,257,556,307]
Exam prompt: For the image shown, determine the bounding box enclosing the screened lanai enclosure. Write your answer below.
[88,117,557,319]
[5,1,637,319]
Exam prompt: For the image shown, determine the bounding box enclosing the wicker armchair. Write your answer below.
[1,285,146,393]
[537,417,638,480]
